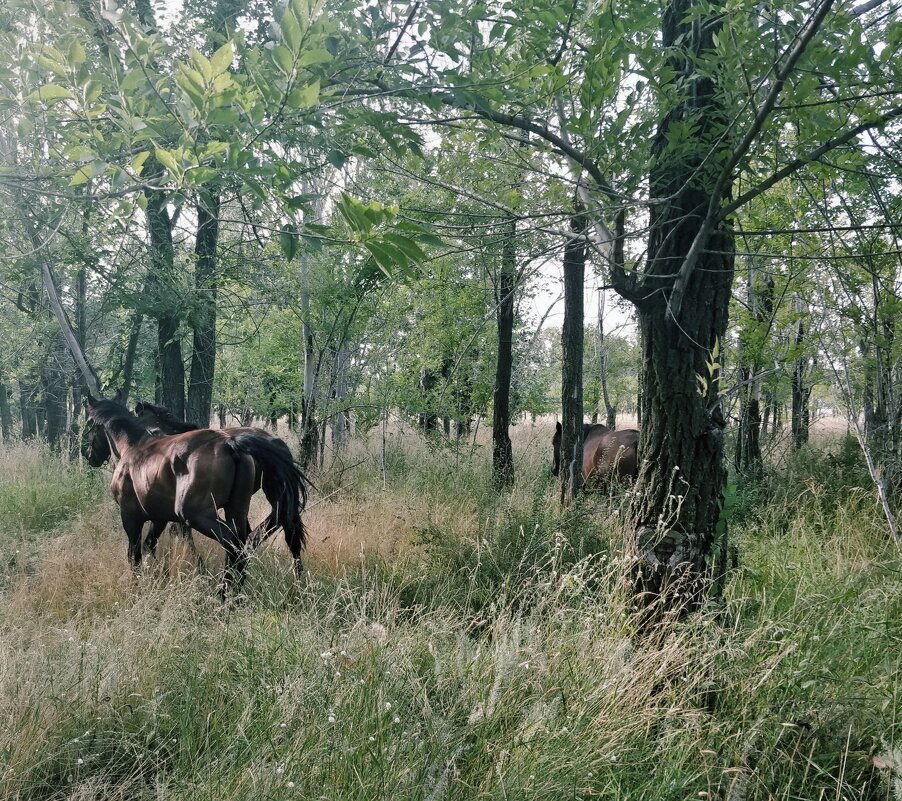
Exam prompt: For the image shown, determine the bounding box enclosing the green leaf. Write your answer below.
[279,223,300,261]
[67,40,86,67]
[210,42,234,76]
[286,79,319,109]
[186,166,218,185]
[190,49,213,84]
[327,149,347,169]
[131,151,150,174]
[381,233,426,262]
[270,45,294,76]
[364,240,399,278]
[298,48,332,67]
[280,9,302,52]
[69,163,94,186]
[27,83,73,102]
[154,147,181,176]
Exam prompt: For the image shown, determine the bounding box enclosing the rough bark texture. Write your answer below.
[492,216,516,488]
[560,213,587,503]
[19,368,42,440]
[299,194,324,470]
[0,380,12,442]
[627,0,733,612]
[735,265,773,476]
[42,336,68,451]
[597,290,617,430]
[331,346,350,448]
[120,312,142,405]
[145,184,185,420]
[187,191,221,427]
[791,303,811,449]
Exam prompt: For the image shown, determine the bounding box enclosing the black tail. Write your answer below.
[228,432,309,570]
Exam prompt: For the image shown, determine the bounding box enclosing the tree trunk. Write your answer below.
[120,312,142,405]
[145,183,185,419]
[331,346,350,448]
[791,299,810,449]
[186,190,220,427]
[492,216,516,488]
[299,193,324,470]
[419,367,439,432]
[626,0,733,612]
[560,212,587,503]
[0,377,13,443]
[19,369,41,440]
[598,290,617,430]
[43,336,68,451]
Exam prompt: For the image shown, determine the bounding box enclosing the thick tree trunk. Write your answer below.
[145,183,185,419]
[187,191,220,427]
[626,0,733,612]
[560,213,587,503]
[43,337,68,451]
[120,312,142,405]
[492,217,516,488]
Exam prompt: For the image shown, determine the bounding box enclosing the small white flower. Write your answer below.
[393,716,400,724]
[280,723,287,729]
[328,715,336,724]
[334,671,341,677]
[77,759,84,765]
[320,650,333,660]
[287,781,295,788]
[368,736,375,742]
[276,767,284,775]
[384,702,392,711]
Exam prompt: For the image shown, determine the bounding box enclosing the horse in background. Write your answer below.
[552,421,640,486]
[83,397,308,592]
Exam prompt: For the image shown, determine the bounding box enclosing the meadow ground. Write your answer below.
[0,418,900,800]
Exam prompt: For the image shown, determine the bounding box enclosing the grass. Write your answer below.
[0,420,900,800]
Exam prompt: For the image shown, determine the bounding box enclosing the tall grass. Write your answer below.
[0,423,900,800]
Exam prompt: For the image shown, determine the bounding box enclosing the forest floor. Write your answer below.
[0,419,900,800]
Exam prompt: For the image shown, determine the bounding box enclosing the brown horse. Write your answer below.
[132,400,307,568]
[552,421,640,486]
[83,396,308,592]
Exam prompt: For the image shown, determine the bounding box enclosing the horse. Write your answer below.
[551,421,640,486]
[82,396,308,593]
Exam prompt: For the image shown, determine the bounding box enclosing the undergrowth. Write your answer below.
[0,428,899,800]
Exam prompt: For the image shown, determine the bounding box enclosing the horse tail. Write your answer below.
[227,432,309,563]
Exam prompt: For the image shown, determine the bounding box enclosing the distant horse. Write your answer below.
[552,421,640,485]
[133,400,308,572]
[83,396,308,593]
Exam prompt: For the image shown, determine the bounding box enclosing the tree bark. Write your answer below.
[145,184,185,419]
[0,380,12,443]
[560,212,587,503]
[492,215,516,488]
[43,335,68,451]
[598,290,617,430]
[626,0,734,613]
[299,193,324,470]
[186,190,220,427]
[791,298,810,449]
[331,345,350,448]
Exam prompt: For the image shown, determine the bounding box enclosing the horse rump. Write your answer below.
[226,431,309,567]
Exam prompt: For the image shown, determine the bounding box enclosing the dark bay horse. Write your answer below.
[552,421,640,485]
[83,397,308,592]
[132,401,308,570]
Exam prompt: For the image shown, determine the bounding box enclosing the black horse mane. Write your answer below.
[89,398,150,445]
[136,401,200,433]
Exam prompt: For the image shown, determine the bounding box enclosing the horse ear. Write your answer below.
[134,402,145,414]
[113,387,125,404]
[86,393,96,407]
[556,421,562,434]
